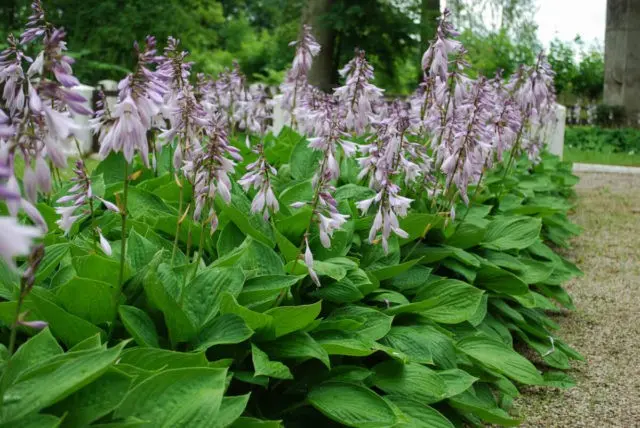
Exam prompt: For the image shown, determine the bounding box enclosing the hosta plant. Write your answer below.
[0,3,583,427]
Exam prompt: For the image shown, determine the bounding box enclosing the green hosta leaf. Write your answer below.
[278,180,313,208]
[217,222,246,255]
[368,258,421,281]
[222,193,275,247]
[215,394,251,428]
[235,239,283,278]
[230,417,282,427]
[414,279,484,324]
[312,276,365,303]
[542,371,576,389]
[47,368,133,427]
[290,138,322,180]
[126,186,176,216]
[195,314,254,350]
[481,217,541,251]
[438,369,478,398]
[34,243,69,284]
[372,361,446,404]
[398,214,443,244]
[308,382,397,428]
[114,367,228,426]
[386,396,454,428]
[468,293,488,326]
[72,253,130,287]
[251,344,292,380]
[274,230,299,263]
[335,184,375,201]
[219,293,273,331]
[238,275,302,311]
[263,300,321,338]
[1,328,63,387]
[118,348,207,371]
[446,218,488,249]
[379,326,433,364]
[56,276,116,325]
[448,388,521,426]
[456,335,543,385]
[367,289,410,306]
[416,245,481,267]
[260,332,330,368]
[119,305,160,348]
[325,305,392,340]
[475,263,529,295]
[126,229,159,273]
[0,414,61,428]
[442,258,477,283]
[313,331,375,357]
[29,289,104,348]
[69,334,102,352]
[0,342,126,424]
[142,254,196,344]
[385,265,432,294]
[182,266,245,329]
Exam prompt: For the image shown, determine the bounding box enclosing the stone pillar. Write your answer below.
[604,0,640,126]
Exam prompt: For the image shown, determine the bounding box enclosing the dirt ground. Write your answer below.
[514,172,640,427]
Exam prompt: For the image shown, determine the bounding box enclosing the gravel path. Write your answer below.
[514,172,640,427]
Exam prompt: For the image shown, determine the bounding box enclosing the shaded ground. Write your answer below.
[514,172,640,427]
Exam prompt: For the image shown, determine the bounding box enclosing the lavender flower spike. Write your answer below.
[238,141,279,220]
[0,217,41,269]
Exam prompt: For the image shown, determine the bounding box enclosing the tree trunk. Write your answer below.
[419,0,441,80]
[421,0,441,48]
[604,0,640,126]
[304,0,337,92]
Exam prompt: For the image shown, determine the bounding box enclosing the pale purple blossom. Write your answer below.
[238,142,279,220]
[333,49,384,134]
[0,217,41,269]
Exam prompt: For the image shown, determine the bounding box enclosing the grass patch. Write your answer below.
[563,147,640,167]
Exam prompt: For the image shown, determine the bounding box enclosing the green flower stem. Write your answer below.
[118,161,129,290]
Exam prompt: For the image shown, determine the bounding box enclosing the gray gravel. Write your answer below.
[514,172,640,427]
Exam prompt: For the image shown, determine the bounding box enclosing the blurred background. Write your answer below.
[5,0,638,165]
[0,0,604,100]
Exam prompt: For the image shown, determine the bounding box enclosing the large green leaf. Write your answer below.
[0,342,126,424]
[263,301,321,338]
[195,314,254,350]
[324,305,392,341]
[414,279,484,324]
[456,335,543,384]
[28,289,104,348]
[368,259,421,281]
[251,344,292,380]
[214,394,251,428]
[118,348,207,371]
[481,217,541,251]
[182,266,245,329]
[372,361,446,404]
[386,396,454,428]
[259,332,330,368]
[219,293,273,331]
[1,328,63,387]
[119,305,160,348]
[56,276,116,325]
[47,368,133,427]
[238,275,302,311]
[379,326,433,364]
[289,138,322,180]
[438,369,478,398]
[114,367,228,427]
[35,243,69,284]
[308,382,397,428]
[222,193,275,247]
[475,263,529,295]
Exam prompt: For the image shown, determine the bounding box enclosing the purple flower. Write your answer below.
[0,217,41,269]
[334,50,384,134]
[182,114,241,233]
[238,142,279,220]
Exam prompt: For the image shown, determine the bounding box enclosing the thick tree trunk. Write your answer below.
[421,0,441,48]
[304,0,337,92]
[604,0,640,126]
[419,0,441,80]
